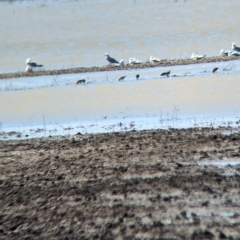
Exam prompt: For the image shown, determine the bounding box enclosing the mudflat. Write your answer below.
[1,127,240,239]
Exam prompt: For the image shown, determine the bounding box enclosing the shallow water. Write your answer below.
[186,211,237,218]
[1,0,240,139]
[1,60,240,91]
[1,73,240,125]
[1,0,240,73]
[1,67,240,139]
[198,159,240,167]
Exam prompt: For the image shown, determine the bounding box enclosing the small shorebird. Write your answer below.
[136,74,140,80]
[232,43,240,52]
[191,53,206,60]
[76,79,86,84]
[212,67,218,73]
[161,70,171,77]
[119,76,126,81]
[150,56,161,63]
[104,53,119,65]
[220,49,229,56]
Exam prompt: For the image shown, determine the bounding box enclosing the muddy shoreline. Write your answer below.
[1,55,240,80]
[1,127,240,239]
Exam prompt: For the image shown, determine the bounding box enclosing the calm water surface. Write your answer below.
[0,69,240,138]
[1,0,240,138]
[1,0,240,72]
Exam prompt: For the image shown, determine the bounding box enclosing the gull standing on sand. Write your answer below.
[220,49,229,56]
[150,56,161,63]
[104,53,119,65]
[118,59,125,67]
[25,58,43,72]
[232,43,240,52]
[228,51,240,57]
[190,53,206,60]
[26,58,43,68]
[25,65,33,73]
[129,58,142,65]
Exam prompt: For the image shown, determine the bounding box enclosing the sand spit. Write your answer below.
[1,55,240,80]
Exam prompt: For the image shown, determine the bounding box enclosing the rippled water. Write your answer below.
[1,0,240,72]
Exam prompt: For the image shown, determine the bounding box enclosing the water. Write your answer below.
[1,71,240,126]
[1,0,240,73]
[198,158,240,176]
[1,0,240,139]
[198,159,240,167]
[0,68,240,139]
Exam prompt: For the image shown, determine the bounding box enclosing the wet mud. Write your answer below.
[1,55,240,80]
[1,127,240,239]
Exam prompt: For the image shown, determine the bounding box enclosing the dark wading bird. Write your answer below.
[161,70,171,77]
[212,67,218,73]
[119,76,126,81]
[76,79,86,84]
[136,74,140,80]
[104,53,119,64]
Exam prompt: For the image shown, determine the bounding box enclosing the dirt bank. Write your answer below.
[1,127,240,239]
[1,55,240,80]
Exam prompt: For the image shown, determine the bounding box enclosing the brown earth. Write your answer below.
[1,55,239,80]
[1,127,240,239]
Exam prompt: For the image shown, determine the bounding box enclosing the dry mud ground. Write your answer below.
[1,127,240,239]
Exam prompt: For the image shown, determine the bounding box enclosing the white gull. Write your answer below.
[128,58,142,64]
[191,53,206,60]
[150,56,161,63]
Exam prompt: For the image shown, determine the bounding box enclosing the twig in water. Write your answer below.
[42,114,46,132]
[172,105,180,120]
[159,109,163,124]
[223,63,234,71]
